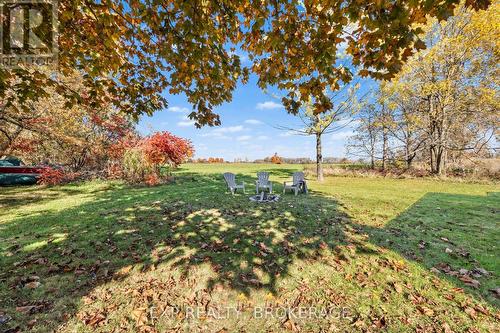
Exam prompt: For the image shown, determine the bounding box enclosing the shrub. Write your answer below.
[110,131,194,185]
[144,173,160,186]
[38,167,65,185]
[37,167,80,186]
[142,131,193,168]
[270,153,282,164]
[121,148,153,184]
[106,162,123,179]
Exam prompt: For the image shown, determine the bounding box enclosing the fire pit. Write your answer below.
[249,191,280,203]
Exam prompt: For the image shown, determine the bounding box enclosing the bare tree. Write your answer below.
[276,85,363,181]
[346,103,380,169]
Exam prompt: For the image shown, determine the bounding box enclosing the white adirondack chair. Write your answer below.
[255,172,272,193]
[223,172,245,195]
[283,172,305,196]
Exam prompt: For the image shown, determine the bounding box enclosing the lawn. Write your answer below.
[1,163,499,332]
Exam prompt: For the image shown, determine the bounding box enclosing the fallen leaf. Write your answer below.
[464,307,476,319]
[87,312,106,327]
[430,267,440,274]
[435,262,452,273]
[417,306,434,316]
[488,287,500,299]
[393,283,403,293]
[474,304,489,315]
[374,316,386,328]
[459,276,480,289]
[442,322,454,333]
[34,258,48,265]
[131,308,148,326]
[25,281,41,289]
[82,296,94,305]
[282,317,297,331]
[16,305,36,314]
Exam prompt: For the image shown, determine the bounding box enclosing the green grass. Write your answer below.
[0,163,498,332]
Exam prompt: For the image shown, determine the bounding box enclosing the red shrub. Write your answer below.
[106,162,123,179]
[144,173,160,186]
[108,132,141,160]
[107,130,193,185]
[37,167,65,186]
[37,167,81,185]
[142,131,193,167]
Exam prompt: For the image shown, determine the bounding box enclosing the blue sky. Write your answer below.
[138,70,377,161]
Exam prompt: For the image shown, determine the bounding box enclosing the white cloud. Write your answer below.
[177,120,195,127]
[177,115,195,127]
[256,101,282,110]
[200,132,230,139]
[213,125,245,133]
[256,135,269,140]
[168,106,189,113]
[244,119,263,125]
[199,125,245,139]
[330,130,354,140]
[237,135,252,141]
[279,131,295,137]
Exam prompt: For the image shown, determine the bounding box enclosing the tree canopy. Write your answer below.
[348,2,499,174]
[0,0,491,127]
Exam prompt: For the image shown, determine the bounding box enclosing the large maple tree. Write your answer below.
[0,0,491,126]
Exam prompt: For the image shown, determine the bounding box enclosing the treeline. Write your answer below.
[347,4,498,175]
[190,157,225,163]
[189,156,351,164]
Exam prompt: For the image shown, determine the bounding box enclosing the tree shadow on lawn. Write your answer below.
[0,185,88,211]
[0,174,356,332]
[360,191,500,308]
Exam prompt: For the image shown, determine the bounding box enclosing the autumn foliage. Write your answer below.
[143,132,193,167]
[37,167,80,186]
[114,131,193,185]
[2,0,490,130]
[270,153,282,164]
[197,157,224,163]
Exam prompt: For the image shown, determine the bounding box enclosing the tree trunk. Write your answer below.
[406,152,415,170]
[435,146,445,175]
[382,127,388,170]
[316,133,324,182]
[430,146,436,173]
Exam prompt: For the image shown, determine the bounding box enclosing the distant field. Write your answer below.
[177,162,305,175]
[1,163,498,332]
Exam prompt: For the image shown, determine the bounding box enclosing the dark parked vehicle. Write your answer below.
[0,157,46,186]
